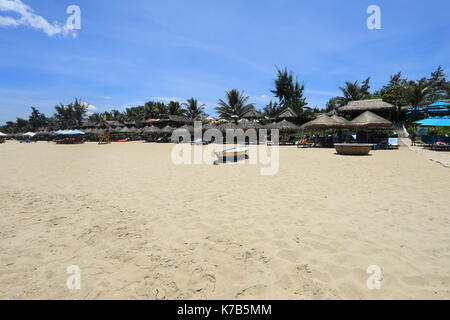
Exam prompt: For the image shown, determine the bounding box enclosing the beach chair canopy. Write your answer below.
[0,132,7,136]
[23,132,36,137]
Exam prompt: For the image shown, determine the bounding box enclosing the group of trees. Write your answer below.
[2,66,449,133]
[325,66,450,113]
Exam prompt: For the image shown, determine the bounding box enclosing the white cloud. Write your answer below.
[150,96,183,103]
[80,101,97,115]
[0,0,77,37]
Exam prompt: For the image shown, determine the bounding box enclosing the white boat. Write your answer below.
[215,146,249,163]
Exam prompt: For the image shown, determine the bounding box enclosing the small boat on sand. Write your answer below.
[214,146,249,164]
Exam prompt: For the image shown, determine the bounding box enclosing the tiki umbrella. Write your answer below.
[268,120,300,132]
[203,123,219,130]
[218,122,238,132]
[300,115,342,131]
[142,126,161,134]
[178,125,194,134]
[130,127,143,134]
[346,111,393,129]
[238,122,263,130]
[331,115,350,125]
[161,126,175,134]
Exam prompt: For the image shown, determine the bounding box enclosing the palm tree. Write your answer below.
[183,98,208,120]
[167,101,186,116]
[215,89,255,119]
[404,78,433,110]
[337,78,371,105]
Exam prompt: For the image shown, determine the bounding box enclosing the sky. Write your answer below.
[0,0,449,124]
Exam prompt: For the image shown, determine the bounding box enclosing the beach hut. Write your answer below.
[300,115,342,131]
[331,115,350,125]
[338,99,396,120]
[346,111,393,130]
[276,108,297,120]
[240,109,263,121]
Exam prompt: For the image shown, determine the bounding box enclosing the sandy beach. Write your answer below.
[0,140,449,300]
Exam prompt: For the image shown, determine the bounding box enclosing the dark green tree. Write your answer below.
[183,98,208,120]
[215,89,254,119]
[271,67,307,115]
[28,107,48,131]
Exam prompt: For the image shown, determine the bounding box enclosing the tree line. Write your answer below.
[1,66,449,133]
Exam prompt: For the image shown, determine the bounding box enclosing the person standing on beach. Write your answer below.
[410,132,416,146]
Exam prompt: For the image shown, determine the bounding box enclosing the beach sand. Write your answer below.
[0,141,449,300]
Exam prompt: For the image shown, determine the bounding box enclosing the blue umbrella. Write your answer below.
[428,101,450,108]
[55,130,67,134]
[415,116,450,127]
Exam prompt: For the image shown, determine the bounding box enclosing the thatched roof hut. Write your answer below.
[241,109,263,120]
[267,120,300,132]
[338,99,395,113]
[276,107,297,120]
[300,115,342,131]
[346,111,393,129]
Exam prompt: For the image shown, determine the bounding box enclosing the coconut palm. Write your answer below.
[167,101,186,116]
[403,78,433,109]
[337,77,371,105]
[183,98,208,120]
[215,89,255,119]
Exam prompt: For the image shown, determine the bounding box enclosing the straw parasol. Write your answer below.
[178,125,194,134]
[142,126,161,134]
[161,126,175,134]
[218,122,238,132]
[300,115,342,131]
[346,111,393,129]
[331,115,350,124]
[238,122,263,130]
[203,123,219,130]
[267,120,300,132]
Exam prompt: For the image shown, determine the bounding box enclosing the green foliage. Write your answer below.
[183,98,208,120]
[262,101,282,118]
[271,67,307,115]
[336,77,372,105]
[215,89,254,119]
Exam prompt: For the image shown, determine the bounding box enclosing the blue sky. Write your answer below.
[0,0,449,124]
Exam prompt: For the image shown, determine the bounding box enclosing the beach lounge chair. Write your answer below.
[387,137,399,149]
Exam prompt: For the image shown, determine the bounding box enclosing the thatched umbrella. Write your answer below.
[300,115,342,131]
[142,126,161,134]
[178,125,194,134]
[331,115,350,124]
[218,122,238,132]
[130,127,143,134]
[238,122,263,130]
[203,123,219,130]
[267,120,300,132]
[346,111,393,129]
[161,126,175,134]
